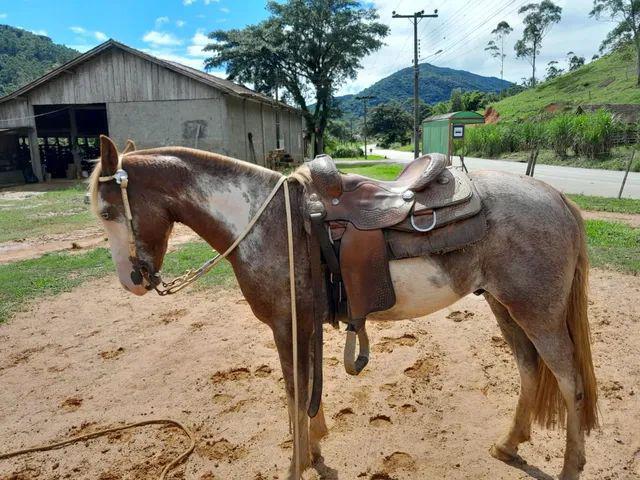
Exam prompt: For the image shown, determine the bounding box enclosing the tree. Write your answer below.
[366,102,413,147]
[590,0,640,86]
[567,51,586,71]
[450,89,464,112]
[485,21,513,80]
[546,60,564,79]
[204,0,388,156]
[514,1,562,87]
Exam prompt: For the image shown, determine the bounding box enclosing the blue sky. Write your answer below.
[2,0,615,96]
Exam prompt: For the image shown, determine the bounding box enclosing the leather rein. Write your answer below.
[98,155,287,295]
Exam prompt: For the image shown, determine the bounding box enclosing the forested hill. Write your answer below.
[335,62,512,117]
[0,25,79,97]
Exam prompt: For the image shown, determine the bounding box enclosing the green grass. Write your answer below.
[490,46,640,122]
[339,163,403,179]
[585,220,640,274]
[333,154,385,161]
[0,241,234,323]
[496,147,640,172]
[567,194,640,214]
[0,182,94,243]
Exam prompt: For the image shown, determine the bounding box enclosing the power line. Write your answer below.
[392,8,439,158]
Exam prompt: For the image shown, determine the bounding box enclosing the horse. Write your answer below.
[90,135,598,480]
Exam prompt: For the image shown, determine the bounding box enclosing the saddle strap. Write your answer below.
[307,228,324,418]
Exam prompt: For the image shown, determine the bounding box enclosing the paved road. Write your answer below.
[369,146,640,199]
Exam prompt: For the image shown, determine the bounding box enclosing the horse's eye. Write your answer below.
[101,211,111,220]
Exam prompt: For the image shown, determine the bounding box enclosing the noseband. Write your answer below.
[98,155,288,295]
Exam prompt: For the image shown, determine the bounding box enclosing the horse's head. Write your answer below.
[91,135,173,296]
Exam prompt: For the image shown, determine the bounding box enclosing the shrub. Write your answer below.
[327,143,364,158]
[547,113,573,158]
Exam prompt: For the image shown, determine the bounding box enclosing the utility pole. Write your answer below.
[356,95,376,159]
[393,9,438,159]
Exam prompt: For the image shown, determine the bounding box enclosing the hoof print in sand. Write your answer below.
[374,334,418,353]
[61,396,83,411]
[158,308,187,324]
[254,365,272,377]
[369,414,392,426]
[403,357,437,379]
[99,347,124,360]
[446,310,475,322]
[211,367,251,383]
[383,451,416,472]
[200,438,247,462]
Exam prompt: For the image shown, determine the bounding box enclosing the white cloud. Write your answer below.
[0,13,7,19]
[176,19,186,28]
[68,44,94,53]
[220,6,230,13]
[155,16,169,27]
[187,29,211,58]
[335,0,613,95]
[183,0,195,5]
[70,26,86,34]
[32,29,48,36]
[94,31,108,41]
[204,0,220,4]
[142,30,183,47]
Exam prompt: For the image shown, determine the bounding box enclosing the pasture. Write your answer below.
[0,175,639,479]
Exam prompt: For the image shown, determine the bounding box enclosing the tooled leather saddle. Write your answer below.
[304,153,487,417]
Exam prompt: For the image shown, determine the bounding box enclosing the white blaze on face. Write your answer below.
[368,257,461,321]
[98,198,148,296]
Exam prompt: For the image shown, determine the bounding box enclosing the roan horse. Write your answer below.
[91,135,598,480]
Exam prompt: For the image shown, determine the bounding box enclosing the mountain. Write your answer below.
[489,46,640,122]
[0,25,80,97]
[335,63,512,117]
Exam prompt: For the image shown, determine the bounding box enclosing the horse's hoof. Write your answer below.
[489,443,520,463]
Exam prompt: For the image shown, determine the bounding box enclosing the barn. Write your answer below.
[0,39,306,185]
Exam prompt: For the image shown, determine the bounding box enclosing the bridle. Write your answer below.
[98,155,288,295]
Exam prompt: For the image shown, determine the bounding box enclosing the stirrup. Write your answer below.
[343,324,370,376]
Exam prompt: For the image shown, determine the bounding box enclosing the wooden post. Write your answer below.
[68,107,81,178]
[618,150,636,199]
[27,127,43,181]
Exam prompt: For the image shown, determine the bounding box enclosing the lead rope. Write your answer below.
[0,419,195,480]
[283,179,301,479]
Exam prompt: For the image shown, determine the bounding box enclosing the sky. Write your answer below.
[2,0,617,96]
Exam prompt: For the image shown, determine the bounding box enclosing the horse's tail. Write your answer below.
[533,196,599,433]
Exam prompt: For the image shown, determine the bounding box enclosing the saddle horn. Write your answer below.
[343,326,370,376]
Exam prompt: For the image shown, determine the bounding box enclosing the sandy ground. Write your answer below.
[0,268,638,480]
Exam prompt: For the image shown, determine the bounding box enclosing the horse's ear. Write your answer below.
[122,139,136,154]
[100,135,119,174]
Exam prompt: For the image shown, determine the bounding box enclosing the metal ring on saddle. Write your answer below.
[410,209,437,233]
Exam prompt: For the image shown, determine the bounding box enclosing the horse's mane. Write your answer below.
[89,147,282,215]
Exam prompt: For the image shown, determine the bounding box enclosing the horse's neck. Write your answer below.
[174,159,282,256]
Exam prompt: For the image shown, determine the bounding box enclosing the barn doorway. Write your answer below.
[34,104,108,179]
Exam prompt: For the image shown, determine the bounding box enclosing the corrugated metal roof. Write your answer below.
[0,39,301,113]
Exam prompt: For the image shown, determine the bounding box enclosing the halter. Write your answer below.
[98,155,288,295]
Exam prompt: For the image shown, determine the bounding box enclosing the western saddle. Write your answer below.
[305,153,486,368]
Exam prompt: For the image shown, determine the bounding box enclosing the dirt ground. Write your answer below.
[0,267,638,480]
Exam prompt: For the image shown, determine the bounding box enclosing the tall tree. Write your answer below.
[567,51,586,71]
[204,0,388,155]
[485,21,513,80]
[366,101,413,147]
[545,60,564,79]
[514,1,562,87]
[590,0,640,86]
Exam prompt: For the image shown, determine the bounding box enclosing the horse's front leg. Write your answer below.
[272,321,313,479]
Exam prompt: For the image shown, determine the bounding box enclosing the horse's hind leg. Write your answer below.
[309,401,328,460]
[485,294,538,462]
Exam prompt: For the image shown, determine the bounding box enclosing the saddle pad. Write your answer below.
[385,210,488,258]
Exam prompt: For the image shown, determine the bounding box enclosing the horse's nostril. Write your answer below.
[130,269,143,285]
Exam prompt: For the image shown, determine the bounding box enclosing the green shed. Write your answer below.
[422,111,485,162]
